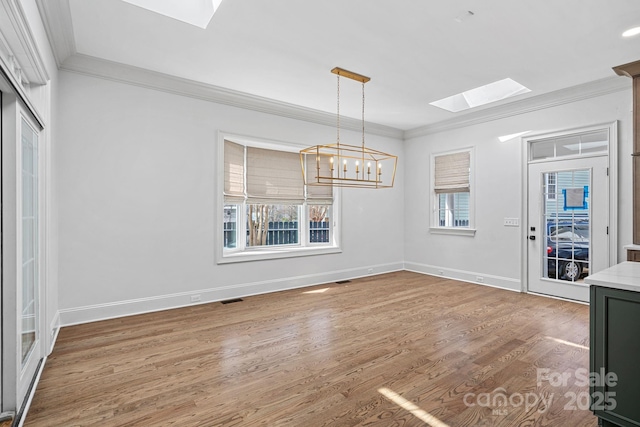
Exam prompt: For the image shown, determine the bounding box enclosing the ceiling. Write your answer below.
[40,0,640,133]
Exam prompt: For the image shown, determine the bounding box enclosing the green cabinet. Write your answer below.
[591,285,640,426]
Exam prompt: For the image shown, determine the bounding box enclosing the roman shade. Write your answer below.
[224,140,245,203]
[246,146,305,204]
[434,151,470,194]
[305,153,333,204]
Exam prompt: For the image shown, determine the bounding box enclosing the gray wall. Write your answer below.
[404,89,633,289]
[56,72,405,324]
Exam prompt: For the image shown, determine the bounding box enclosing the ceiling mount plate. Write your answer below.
[331,67,370,84]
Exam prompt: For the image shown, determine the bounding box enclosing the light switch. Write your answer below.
[504,218,519,227]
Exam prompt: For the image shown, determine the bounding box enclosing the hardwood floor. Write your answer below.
[25,271,597,426]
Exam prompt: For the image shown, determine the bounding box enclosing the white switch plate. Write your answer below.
[504,218,519,226]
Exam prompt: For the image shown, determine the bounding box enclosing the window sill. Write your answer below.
[429,227,476,237]
[218,245,342,264]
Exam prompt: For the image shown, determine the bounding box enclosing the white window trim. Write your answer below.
[216,132,342,264]
[429,147,476,236]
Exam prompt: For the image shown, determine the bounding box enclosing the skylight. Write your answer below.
[122,0,222,29]
[430,78,531,113]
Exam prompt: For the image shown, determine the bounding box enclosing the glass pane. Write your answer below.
[21,118,38,366]
[309,205,330,243]
[531,128,609,160]
[580,130,609,155]
[531,140,555,160]
[246,204,300,247]
[542,170,590,283]
[223,205,238,249]
[453,192,469,226]
[438,192,469,227]
[555,135,582,157]
[438,194,446,226]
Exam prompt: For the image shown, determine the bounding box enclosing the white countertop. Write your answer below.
[585,261,640,292]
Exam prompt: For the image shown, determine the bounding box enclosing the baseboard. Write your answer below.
[404,261,522,292]
[48,312,60,355]
[58,262,404,326]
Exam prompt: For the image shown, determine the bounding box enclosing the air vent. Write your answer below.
[220,298,243,305]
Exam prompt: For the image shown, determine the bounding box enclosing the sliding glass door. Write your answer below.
[2,91,44,418]
[20,116,40,381]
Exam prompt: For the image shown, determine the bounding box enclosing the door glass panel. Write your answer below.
[531,140,555,160]
[542,170,590,282]
[21,117,38,365]
[530,129,609,161]
[580,130,609,155]
[555,135,582,157]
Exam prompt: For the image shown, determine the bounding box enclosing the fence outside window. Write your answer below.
[224,221,329,248]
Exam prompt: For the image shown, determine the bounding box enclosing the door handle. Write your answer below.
[529,235,536,240]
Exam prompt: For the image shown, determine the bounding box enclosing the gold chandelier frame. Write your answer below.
[300,67,397,189]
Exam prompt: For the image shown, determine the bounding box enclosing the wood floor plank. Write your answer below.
[25,272,597,426]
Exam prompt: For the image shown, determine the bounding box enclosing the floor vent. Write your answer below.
[221,298,243,304]
[336,280,351,284]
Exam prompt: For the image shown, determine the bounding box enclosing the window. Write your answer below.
[546,173,557,201]
[438,193,470,227]
[431,149,475,235]
[220,138,339,262]
[529,129,608,161]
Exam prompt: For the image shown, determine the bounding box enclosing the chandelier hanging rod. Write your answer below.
[331,67,370,83]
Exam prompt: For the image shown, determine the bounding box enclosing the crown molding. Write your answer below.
[37,0,404,138]
[404,76,630,139]
[60,53,404,139]
[35,0,75,67]
[38,0,631,141]
[0,0,49,85]
[58,51,631,142]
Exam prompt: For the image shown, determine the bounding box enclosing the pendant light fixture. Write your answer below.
[300,67,397,188]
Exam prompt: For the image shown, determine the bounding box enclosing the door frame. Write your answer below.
[0,81,47,421]
[0,1,51,420]
[520,121,619,298]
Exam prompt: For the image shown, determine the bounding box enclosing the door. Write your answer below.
[18,113,42,403]
[527,156,609,302]
[2,91,44,416]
